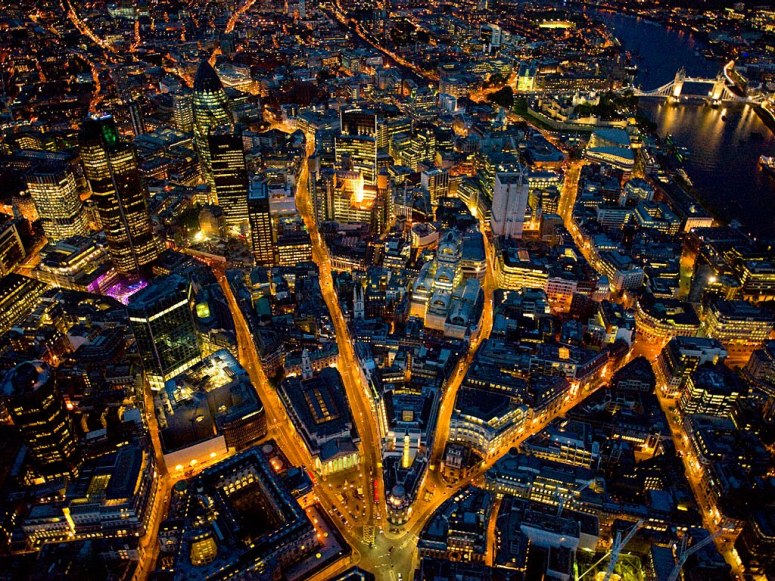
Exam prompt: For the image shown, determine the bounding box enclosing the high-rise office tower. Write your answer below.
[491,169,529,239]
[312,166,335,225]
[79,115,161,276]
[336,109,378,185]
[421,167,450,207]
[341,108,378,136]
[248,180,276,267]
[209,125,248,232]
[26,164,89,243]
[407,125,436,170]
[0,220,26,276]
[1,361,78,478]
[390,127,436,172]
[193,61,232,188]
[128,99,146,136]
[373,172,391,235]
[377,115,412,150]
[128,274,202,391]
[172,91,194,133]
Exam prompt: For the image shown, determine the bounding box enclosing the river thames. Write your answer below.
[594,10,775,240]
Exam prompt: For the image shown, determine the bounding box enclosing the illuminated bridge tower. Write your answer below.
[710,71,726,104]
[671,68,686,101]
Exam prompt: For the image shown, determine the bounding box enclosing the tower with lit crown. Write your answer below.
[79,115,161,276]
[192,61,232,189]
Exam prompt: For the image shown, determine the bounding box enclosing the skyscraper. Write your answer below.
[0,219,26,276]
[192,61,232,188]
[248,180,276,266]
[1,361,78,478]
[128,99,146,136]
[172,91,194,133]
[79,115,161,276]
[373,171,391,235]
[421,167,450,207]
[26,164,89,243]
[491,169,529,239]
[209,125,248,232]
[336,109,378,186]
[128,274,202,391]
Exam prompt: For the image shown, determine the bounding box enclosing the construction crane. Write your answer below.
[556,478,597,516]
[666,530,722,581]
[577,519,643,581]
[603,519,643,581]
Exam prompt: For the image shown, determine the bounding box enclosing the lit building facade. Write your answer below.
[634,296,701,342]
[491,169,529,239]
[127,274,202,391]
[279,365,361,475]
[335,109,378,185]
[208,126,249,232]
[0,274,47,335]
[23,444,159,546]
[172,91,194,133]
[0,219,26,276]
[157,350,266,471]
[247,180,276,266]
[702,299,774,365]
[421,167,450,207]
[26,165,89,243]
[679,363,744,419]
[78,115,161,276]
[655,337,728,398]
[276,229,312,266]
[449,383,529,459]
[36,236,117,294]
[1,361,78,479]
[192,61,232,188]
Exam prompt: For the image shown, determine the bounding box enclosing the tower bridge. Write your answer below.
[631,61,766,105]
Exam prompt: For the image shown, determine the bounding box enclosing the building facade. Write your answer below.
[192,61,232,188]
[209,126,249,233]
[491,169,529,239]
[26,165,89,243]
[1,361,78,479]
[78,115,161,276]
[127,274,202,390]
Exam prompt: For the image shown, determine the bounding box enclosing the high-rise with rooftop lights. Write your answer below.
[192,61,232,189]
[79,115,161,276]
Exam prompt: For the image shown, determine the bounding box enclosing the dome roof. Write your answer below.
[194,60,224,93]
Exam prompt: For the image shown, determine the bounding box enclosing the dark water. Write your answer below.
[594,11,775,239]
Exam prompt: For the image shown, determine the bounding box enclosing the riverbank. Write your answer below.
[581,2,721,58]
[595,10,775,239]
[755,101,775,135]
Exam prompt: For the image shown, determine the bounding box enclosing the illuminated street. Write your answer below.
[1,0,774,579]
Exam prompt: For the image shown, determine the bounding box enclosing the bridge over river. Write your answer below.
[631,61,766,105]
